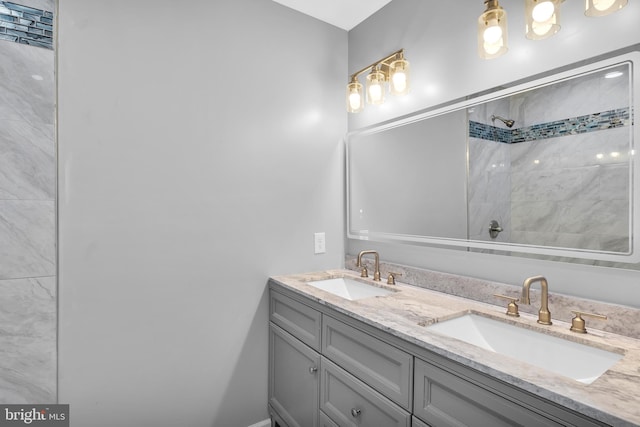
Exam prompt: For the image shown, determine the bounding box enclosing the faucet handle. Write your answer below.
[570,311,607,334]
[494,294,520,317]
[387,272,402,285]
[360,266,368,278]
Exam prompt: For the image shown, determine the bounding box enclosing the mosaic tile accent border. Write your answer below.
[0,2,53,50]
[469,107,632,144]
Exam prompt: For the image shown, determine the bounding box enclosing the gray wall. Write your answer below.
[347,0,640,306]
[57,1,346,426]
[0,0,55,403]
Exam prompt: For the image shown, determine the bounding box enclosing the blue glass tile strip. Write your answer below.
[0,1,53,50]
[469,107,632,144]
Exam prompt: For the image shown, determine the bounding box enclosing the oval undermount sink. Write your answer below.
[427,313,623,384]
[306,277,394,301]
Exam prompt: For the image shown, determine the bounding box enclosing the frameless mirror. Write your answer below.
[347,52,639,268]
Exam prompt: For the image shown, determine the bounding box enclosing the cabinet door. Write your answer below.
[269,324,320,427]
[412,415,430,427]
[319,411,339,427]
[414,358,561,427]
[321,357,411,427]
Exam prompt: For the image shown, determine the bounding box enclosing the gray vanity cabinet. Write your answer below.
[269,324,320,427]
[414,357,560,426]
[413,357,608,427]
[269,284,609,427]
[320,358,411,427]
[322,315,413,411]
[269,291,322,427]
[412,415,430,427]
[319,410,339,427]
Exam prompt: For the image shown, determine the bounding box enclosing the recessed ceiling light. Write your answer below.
[31,74,44,81]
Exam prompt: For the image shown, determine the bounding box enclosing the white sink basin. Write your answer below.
[427,314,623,384]
[307,277,394,301]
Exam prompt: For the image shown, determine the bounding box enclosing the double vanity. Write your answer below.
[268,255,640,426]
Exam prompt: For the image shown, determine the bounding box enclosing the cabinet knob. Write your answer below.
[350,408,361,418]
[308,366,318,374]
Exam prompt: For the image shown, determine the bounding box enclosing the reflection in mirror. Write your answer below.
[347,53,638,269]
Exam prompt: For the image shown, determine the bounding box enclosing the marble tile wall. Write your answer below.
[467,65,633,256]
[0,0,55,403]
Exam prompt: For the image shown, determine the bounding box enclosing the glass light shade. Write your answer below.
[585,0,628,16]
[390,59,410,96]
[525,0,561,40]
[346,81,364,113]
[478,4,508,59]
[366,69,386,105]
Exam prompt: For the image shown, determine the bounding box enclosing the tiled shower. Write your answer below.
[468,64,632,263]
[0,0,56,403]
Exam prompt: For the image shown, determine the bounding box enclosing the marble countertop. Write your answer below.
[270,269,640,426]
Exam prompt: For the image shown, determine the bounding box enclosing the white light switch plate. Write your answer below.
[314,232,326,254]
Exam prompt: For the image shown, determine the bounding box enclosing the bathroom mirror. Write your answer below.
[347,52,639,268]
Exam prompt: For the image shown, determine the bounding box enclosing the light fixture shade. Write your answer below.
[390,59,410,96]
[585,0,628,16]
[525,0,562,40]
[478,0,508,59]
[346,80,364,113]
[366,68,386,105]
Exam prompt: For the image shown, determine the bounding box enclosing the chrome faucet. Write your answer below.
[356,250,381,281]
[521,275,552,325]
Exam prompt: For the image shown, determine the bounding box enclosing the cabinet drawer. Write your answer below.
[320,357,410,427]
[270,290,322,351]
[414,357,561,427]
[322,315,412,410]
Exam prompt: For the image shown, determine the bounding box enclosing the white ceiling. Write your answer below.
[271,0,393,31]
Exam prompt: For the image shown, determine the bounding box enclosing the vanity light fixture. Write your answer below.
[346,49,410,113]
[478,0,628,59]
[525,0,563,40]
[478,0,509,59]
[585,0,628,16]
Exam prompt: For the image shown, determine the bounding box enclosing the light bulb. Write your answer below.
[366,69,386,105]
[483,22,503,44]
[368,83,383,104]
[478,2,508,59]
[349,93,361,111]
[532,1,555,21]
[392,72,407,93]
[532,21,553,35]
[585,0,628,16]
[593,0,616,10]
[390,58,410,96]
[346,81,363,113]
[526,0,560,40]
[483,41,503,55]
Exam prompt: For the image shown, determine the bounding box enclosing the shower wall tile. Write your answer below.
[0,276,55,403]
[9,0,53,12]
[0,39,54,125]
[0,1,53,50]
[468,137,511,242]
[0,200,55,279]
[0,119,54,200]
[0,0,55,404]
[514,65,630,127]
